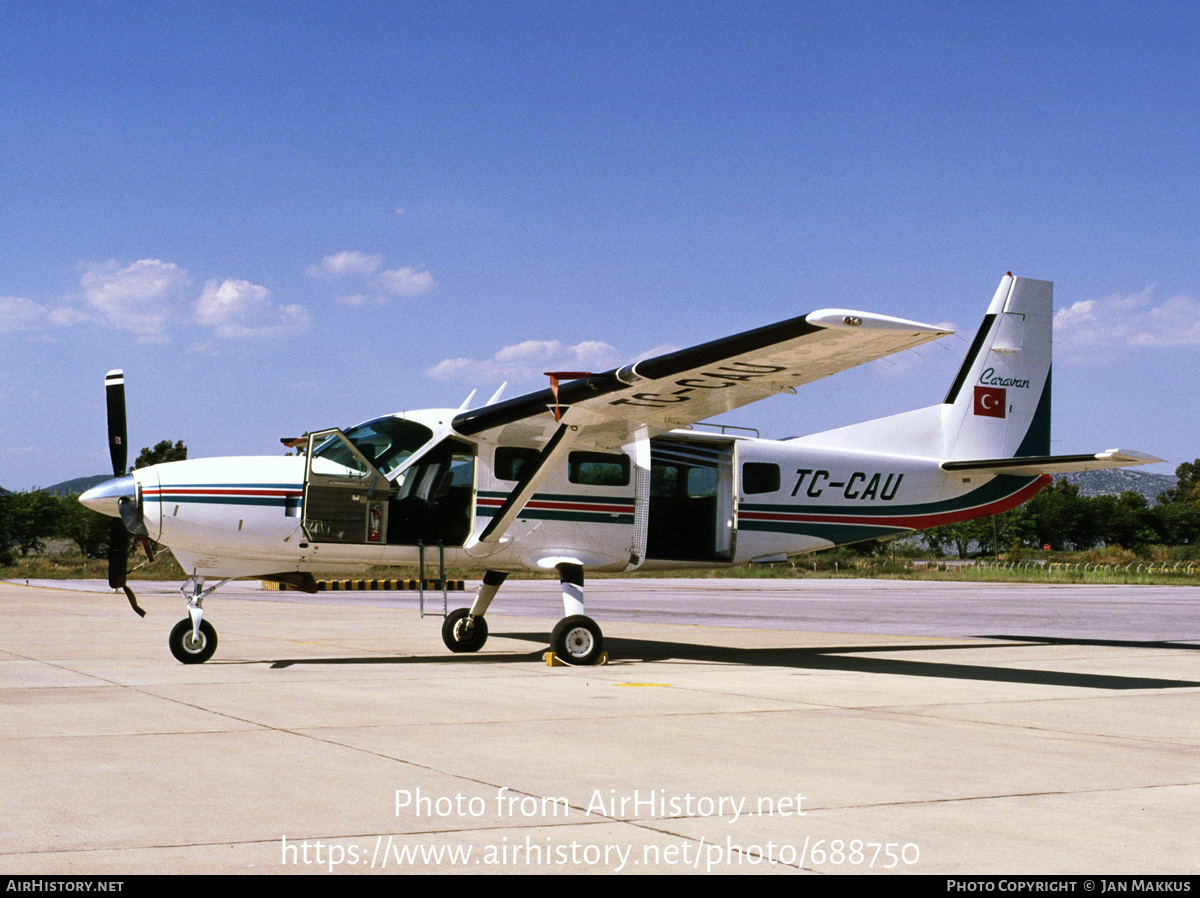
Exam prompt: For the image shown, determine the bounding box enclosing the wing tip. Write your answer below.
[806,309,953,335]
[1097,449,1166,465]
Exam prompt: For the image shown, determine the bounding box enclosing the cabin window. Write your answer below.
[651,461,719,498]
[495,447,539,481]
[687,466,718,498]
[650,464,679,497]
[568,451,630,486]
[742,462,780,494]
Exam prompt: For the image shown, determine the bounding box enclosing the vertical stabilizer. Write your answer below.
[788,274,1054,461]
[939,275,1053,460]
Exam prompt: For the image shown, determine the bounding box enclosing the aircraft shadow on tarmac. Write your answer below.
[269,632,1200,691]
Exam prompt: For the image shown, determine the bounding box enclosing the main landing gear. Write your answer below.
[168,577,230,664]
[440,564,605,665]
[550,614,604,666]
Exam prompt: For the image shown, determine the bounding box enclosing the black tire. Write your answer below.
[442,608,488,653]
[169,618,218,664]
[550,615,604,666]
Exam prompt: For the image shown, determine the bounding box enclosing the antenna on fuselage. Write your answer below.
[456,389,477,412]
[486,382,508,405]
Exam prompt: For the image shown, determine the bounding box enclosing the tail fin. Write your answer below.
[789,273,1163,472]
[788,274,1052,460]
[938,274,1052,460]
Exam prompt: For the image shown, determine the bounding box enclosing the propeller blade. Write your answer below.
[100,370,145,618]
[106,370,127,476]
[106,519,145,617]
[107,518,129,590]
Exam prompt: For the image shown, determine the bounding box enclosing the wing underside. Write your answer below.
[452,308,952,448]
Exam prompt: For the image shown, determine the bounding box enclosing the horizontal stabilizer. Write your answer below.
[942,449,1163,477]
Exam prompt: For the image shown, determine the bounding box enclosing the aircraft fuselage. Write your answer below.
[125,415,1045,581]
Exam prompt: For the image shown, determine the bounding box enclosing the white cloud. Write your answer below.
[373,267,435,297]
[50,306,90,326]
[196,278,310,339]
[1141,294,1200,346]
[630,343,680,363]
[1054,286,1200,361]
[79,258,191,341]
[306,251,435,303]
[0,295,89,334]
[0,296,51,332]
[426,339,622,383]
[305,251,382,279]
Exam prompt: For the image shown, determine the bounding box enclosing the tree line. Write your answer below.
[0,441,186,565]
[922,460,1200,558]
[0,489,111,562]
[2,450,1197,565]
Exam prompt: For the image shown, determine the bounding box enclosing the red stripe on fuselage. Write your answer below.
[476,496,633,515]
[739,476,1048,530]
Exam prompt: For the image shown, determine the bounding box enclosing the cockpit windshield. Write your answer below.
[314,416,434,478]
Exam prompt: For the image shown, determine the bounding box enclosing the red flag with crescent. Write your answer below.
[973,386,1006,418]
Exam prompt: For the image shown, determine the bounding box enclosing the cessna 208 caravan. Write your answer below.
[81,274,1159,665]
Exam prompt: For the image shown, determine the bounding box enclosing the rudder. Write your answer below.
[939,274,1053,460]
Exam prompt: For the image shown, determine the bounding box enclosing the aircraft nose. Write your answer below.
[79,474,137,517]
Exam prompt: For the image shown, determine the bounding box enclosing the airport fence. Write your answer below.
[905,558,1199,581]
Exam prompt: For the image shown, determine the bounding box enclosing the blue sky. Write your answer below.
[2,1,1197,490]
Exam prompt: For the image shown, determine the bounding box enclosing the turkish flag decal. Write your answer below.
[974,386,1006,418]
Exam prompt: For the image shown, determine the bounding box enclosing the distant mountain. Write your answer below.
[42,475,110,497]
[1058,468,1176,503]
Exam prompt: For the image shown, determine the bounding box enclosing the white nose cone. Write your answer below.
[79,474,136,517]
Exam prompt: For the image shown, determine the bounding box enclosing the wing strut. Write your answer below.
[476,423,580,544]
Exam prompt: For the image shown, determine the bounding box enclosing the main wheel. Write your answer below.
[442,608,488,653]
[169,618,218,664]
[550,615,604,666]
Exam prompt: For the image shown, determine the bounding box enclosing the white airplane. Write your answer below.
[80,274,1160,665]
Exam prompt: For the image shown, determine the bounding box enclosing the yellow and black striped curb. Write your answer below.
[264,579,466,592]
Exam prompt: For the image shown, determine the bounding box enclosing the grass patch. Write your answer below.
[5,548,1196,587]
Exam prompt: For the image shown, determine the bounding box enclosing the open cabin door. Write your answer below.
[646,436,735,562]
[384,437,475,547]
[303,427,477,548]
[303,429,391,544]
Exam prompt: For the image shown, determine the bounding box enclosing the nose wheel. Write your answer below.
[167,576,230,664]
[169,618,218,664]
[442,608,489,652]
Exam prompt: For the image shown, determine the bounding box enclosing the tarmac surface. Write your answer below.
[2,576,1199,875]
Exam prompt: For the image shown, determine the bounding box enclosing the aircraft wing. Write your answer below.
[452,308,952,448]
[941,449,1164,476]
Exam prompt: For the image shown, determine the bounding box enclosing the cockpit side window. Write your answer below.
[336,417,434,477]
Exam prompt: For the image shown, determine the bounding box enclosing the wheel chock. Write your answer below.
[544,652,609,667]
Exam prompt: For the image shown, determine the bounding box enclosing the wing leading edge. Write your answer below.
[452,308,952,448]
